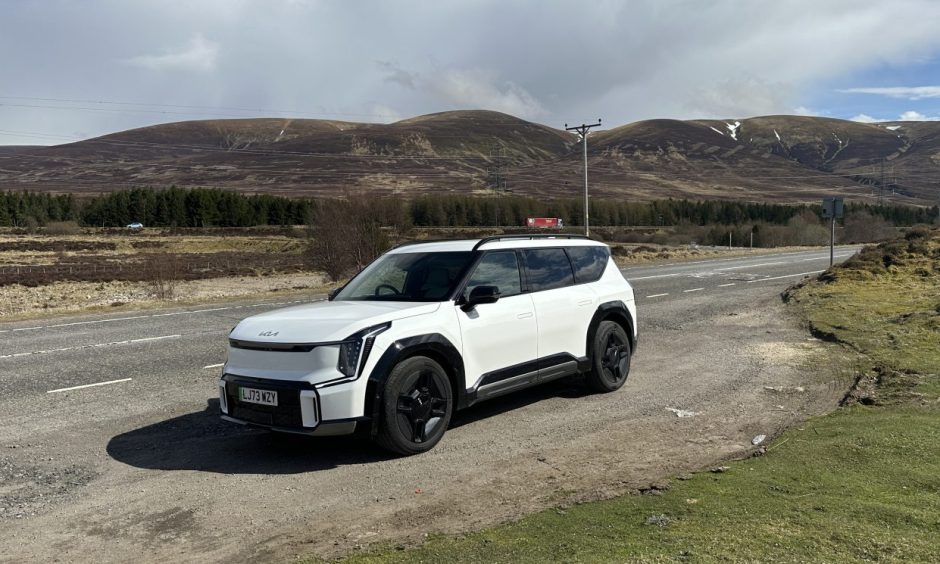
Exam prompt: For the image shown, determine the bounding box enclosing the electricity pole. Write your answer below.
[565,119,602,236]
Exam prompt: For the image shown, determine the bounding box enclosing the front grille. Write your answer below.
[225,379,306,428]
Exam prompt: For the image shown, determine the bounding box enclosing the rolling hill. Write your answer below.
[0,110,937,204]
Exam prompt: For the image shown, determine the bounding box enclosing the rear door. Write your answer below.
[456,251,538,396]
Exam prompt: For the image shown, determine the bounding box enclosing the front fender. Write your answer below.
[363,333,465,435]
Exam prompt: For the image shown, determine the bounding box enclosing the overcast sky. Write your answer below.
[2,0,940,145]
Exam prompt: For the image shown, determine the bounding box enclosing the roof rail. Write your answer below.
[472,234,591,252]
[389,238,466,251]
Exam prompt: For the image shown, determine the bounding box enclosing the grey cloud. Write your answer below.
[124,34,219,72]
[686,76,797,119]
[3,0,940,145]
[377,61,417,89]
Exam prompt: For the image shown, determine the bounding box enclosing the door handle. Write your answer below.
[517,312,533,319]
[577,299,592,306]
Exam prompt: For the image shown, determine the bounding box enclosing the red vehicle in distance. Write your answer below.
[526,217,565,229]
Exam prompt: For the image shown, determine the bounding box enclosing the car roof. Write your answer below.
[385,237,608,255]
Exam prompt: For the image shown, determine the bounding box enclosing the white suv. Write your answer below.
[219,235,637,454]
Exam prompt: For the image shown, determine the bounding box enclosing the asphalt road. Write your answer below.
[0,246,861,562]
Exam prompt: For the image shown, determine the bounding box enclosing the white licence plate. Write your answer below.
[238,387,278,406]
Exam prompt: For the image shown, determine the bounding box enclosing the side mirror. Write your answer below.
[461,285,500,311]
[328,287,341,301]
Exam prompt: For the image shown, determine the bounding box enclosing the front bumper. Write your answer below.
[219,373,364,436]
[221,415,359,436]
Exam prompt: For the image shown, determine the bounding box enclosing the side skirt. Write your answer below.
[465,353,589,406]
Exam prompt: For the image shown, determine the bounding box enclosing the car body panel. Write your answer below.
[220,237,637,439]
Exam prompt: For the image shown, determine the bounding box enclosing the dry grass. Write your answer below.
[0,231,304,266]
[0,272,331,320]
[609,244,824,265]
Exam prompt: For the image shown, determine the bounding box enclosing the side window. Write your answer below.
[523,248,575,292]
[567,246,610,283]
[464,251,522,299]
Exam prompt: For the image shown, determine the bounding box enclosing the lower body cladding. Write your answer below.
[219,373,364,436]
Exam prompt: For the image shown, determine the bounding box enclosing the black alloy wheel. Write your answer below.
[586,320,632,392]
[376,356,453,455]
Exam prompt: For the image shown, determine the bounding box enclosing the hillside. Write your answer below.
[0,110,936,204]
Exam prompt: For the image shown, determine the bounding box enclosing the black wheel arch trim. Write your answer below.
[364,333,466,436]
[586,301,636,363]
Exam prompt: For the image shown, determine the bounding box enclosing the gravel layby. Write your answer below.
[0,289,850,562]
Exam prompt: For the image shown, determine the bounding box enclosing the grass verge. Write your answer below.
[314,228,940,563]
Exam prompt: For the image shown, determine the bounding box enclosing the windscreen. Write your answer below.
[335,251,475,301]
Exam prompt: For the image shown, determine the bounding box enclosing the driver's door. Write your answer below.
[456,251,538,397]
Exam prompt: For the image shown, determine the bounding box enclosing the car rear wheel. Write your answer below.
[586,320,632,392]
[375,356,453,455]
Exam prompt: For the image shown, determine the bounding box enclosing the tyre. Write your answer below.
[586,320,632,392]
[375,356,453,455]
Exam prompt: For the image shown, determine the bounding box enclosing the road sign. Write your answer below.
[821,197,844,266]
[821,197,844,219]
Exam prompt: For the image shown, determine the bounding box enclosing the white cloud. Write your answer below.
[426,68,546,119]
[369,103,402,123]
[688,75,795,118]
[125,33,219,72]
[382,65,547,119]
[839,86,940,100]
[899,110,939,121]
[793,106,821,116]
[849,111,940,122]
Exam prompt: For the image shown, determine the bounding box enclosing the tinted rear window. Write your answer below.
[567,246,610,283]
[523,248,574,292]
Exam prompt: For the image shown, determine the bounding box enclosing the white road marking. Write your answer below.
[683,288,705,293]
[800,253,853,262]
[645,293,669,298]
[0,299,323,334]
[718,283,736,287]
[621,248,861,274]
[628,248,858,270]
[47,378,132,394]
[626,252,855,281]
[0,334,180,359]
[715,261,787,271]
[629,273,682,281]
[746,270,825,283]
[203,363,224,370]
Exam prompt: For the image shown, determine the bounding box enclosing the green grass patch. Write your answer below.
[316,227,940,563]
[787,226,940,403]
[334,408,940,563]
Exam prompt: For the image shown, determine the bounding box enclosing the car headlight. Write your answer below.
[337,323,390,378]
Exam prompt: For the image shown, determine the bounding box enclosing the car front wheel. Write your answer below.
[375,355,453,455]
[586,320,632,392]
